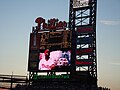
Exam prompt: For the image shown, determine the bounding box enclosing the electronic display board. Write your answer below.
[28,17,72,72]
[38,49,71,71]
[28,30,71,72]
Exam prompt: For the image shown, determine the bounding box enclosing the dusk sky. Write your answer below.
[0,0,120,90]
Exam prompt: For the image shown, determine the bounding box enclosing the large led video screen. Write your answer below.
[28,30,72,72]
[38,49,71,71]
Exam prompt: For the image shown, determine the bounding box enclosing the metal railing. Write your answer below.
[0,74,28,89]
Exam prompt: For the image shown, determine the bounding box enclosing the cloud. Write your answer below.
[100,20,120,26]
[110,63,120,65]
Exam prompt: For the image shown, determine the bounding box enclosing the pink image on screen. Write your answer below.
[38,50,71,70]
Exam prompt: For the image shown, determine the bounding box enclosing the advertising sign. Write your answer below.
[33,74,69,80]
[76,61,92,66]
[35,17,67,30]
[77,37,93,44]
[76,48,93,55]
[77,26,94,35]
[77,59,92,62]
[73,0,90,8]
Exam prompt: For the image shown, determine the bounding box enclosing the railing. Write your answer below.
[0,74,28,89]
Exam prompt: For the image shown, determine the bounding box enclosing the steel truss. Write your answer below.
[69,0,97,86]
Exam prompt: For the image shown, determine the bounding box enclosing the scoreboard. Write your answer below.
[39,30,71,49]
[28,17,94,72]
[28,29,72,72]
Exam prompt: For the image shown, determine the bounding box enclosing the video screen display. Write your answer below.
[38,49,71,71]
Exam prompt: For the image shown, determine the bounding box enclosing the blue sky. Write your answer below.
[0,0,120,90]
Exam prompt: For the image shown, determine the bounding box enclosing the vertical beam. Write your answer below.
[69,0,76,75]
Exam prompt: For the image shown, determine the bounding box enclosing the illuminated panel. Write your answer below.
[77,59,92,62]
[39,30,71,49]
[38,49,71,71]
[73,0,90,8]
[77,26,94,35]
[33,74,69,80]
[76,60,92,66]
[40,32,49,44]
[76,55,92,66]
[76,48,93,55]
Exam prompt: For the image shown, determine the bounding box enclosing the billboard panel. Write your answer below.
[77,37,93,44]
[76,61,92,66]
[73,0,90,8]
[76,48,93,55]
[77,26,94,35]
